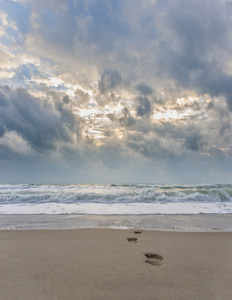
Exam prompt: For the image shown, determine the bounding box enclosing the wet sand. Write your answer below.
[1,214,232,231]
[0,229,232,300]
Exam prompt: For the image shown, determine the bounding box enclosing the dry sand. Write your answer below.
[0,229,232,300]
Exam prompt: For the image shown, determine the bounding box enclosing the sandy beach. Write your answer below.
[0,229,232,300]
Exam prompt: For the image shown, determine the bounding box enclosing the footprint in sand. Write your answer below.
[127,230,142,243]
[145,253,164,266]
[134,230,142,234]
[127,237,138,243]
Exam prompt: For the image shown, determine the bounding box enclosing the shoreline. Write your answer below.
[1,213,232,231]
[0,228,232,299]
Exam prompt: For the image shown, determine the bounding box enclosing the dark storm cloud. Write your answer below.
[136,82,153,96]
[183,128,204,152]
[0,86,82,153]
[0,124,5,137]
[157,0,232,110]
[126,132,173,160]
[207,101,214,110]
[119,107,136,127]
[98,69,122,94]
[0,144,21,160]
[136,97,152,117]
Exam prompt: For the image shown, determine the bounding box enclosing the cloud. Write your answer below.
[0,130,33,159]
[136,96,152,117]
[183,128,204,152]
[126,131,174,160]
[0,86,82,155]
[74,88,90,106]
[0,44,16,69]
[12,0,69,11]
[0,123,5,137]
[0,0,232,182]
[119,107,136,127]
[98,69,122,94]
[136,82,153,96]
[155,0,232,110]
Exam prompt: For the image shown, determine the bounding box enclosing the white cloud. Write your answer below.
[0,70,15,79]
[0,12,8,27]
[0,10,17,32]
[0,44,17,69]
[0,26,5,37]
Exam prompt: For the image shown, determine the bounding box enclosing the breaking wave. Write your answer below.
[0,183,232,214]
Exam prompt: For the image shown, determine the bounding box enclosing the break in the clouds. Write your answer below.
[0,0,232,183]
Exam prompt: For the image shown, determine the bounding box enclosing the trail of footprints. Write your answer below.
[127,230,164,266]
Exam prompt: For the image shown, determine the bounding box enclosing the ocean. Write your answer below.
[0,183,232,230]
[0,183,232,215]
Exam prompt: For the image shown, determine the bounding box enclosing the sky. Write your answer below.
[0,0,232,184]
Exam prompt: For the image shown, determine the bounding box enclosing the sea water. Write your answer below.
[1,183,232,230]
[0,183,232,215]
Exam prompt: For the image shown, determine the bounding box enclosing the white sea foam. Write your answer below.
[0,183,232,215]
[0,202,232,215]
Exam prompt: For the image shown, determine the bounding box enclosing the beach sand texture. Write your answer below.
[0,229,232,300]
